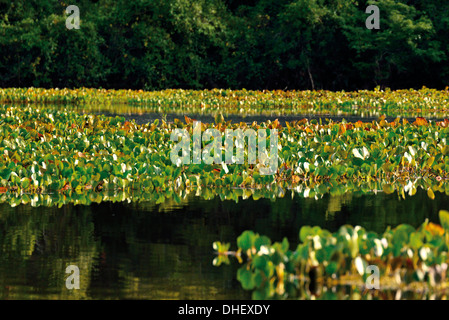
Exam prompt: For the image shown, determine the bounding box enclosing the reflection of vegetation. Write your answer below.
[0,204,99,299]
[0,181,448,214]
[280,285,449,300]
[0,200,251,299]
[2,88,449,118]
[0,188,446,299]
[326,193,353,219]
[214,210,449,300]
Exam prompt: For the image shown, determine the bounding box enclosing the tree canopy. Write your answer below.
[1,0,448,90]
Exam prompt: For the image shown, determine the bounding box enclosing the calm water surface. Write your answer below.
[0,189,447,299]
[98,111,446,126]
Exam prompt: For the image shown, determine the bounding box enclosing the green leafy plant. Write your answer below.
[214,210,449,299]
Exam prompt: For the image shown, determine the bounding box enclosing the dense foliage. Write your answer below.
[213,210,449,299]
[0,102,448,199]
[1,0,448,90]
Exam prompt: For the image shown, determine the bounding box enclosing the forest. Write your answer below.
[1,0,448,91]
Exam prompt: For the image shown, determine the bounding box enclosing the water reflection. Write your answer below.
[96,111,446,126]
[304,285,449,300]
[0,189,447,299]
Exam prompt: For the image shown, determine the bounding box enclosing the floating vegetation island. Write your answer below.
[1,88,449,299]
[0,104,448,199]
[213,210,449,300]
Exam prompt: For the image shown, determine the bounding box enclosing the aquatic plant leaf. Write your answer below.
[237,231,256,252]
[439,210,449,233]
[237,267,255,290]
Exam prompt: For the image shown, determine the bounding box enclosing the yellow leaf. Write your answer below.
[425,222,444,236]
[427,188,435,200]
[382,184,395,194]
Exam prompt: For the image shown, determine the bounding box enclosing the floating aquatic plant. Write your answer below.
[213,210,449,300]
[0,104,447,200]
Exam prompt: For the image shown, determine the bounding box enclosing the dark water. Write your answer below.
[96,111,447,126]
[0,189,447,299]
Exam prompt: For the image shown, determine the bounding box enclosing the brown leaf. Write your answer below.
[413,117,428,126]
[184,115,193,124]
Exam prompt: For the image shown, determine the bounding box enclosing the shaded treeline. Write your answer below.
[1,0,448,90]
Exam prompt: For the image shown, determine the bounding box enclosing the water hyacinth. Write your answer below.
[1,88,449,300]
[213,210,449,300]
[0,104,448,200]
